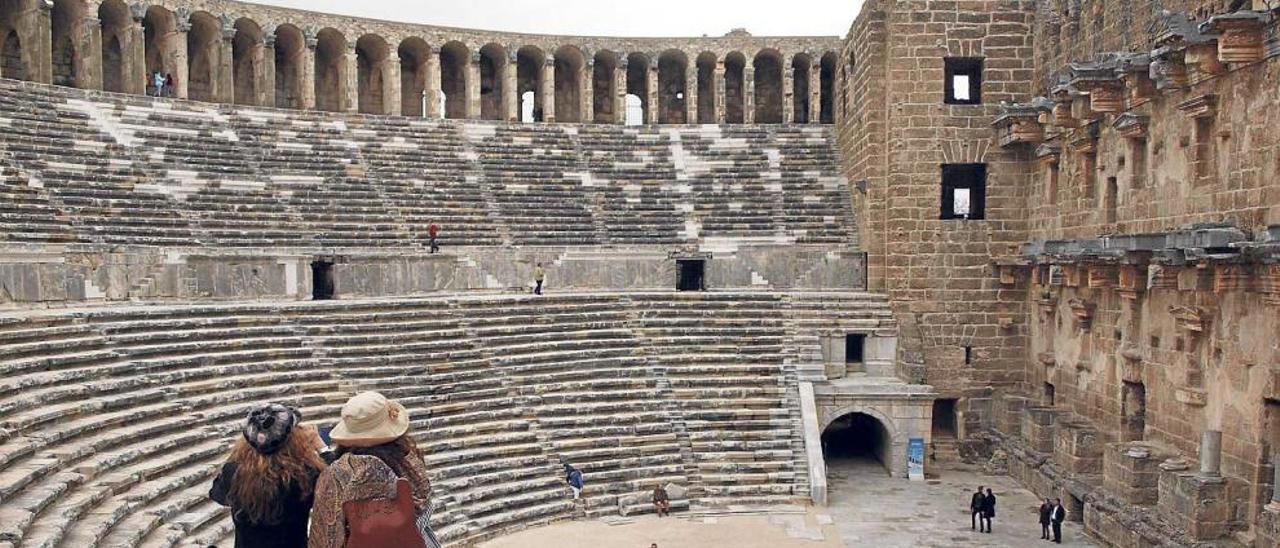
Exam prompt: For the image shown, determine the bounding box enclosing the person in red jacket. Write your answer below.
[426,222,440,254]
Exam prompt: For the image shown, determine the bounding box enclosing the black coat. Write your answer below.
[981,493,996,516]
[209,461,318,548]
[1052,504,1067,524]
[1039,504,1052,524]
[970,492,985,510]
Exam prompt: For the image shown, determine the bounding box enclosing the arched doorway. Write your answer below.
[791,53,812,124]
[656,49,686,124]
[478,43,505,120]
[591,50,617,124]
[438,41,468,119]
[753,49,783,124]
[398,38,431,117]
[554,45,585,123]
[625,52,649,124]
[822,411,893,474]
[313,28,346,112]
[186,11,221,102]
[50,0,85,87]
[98,0,131,93]
[273,25,304,109]
[723,51,745,124]
[232,18,265,106]
[695,52,715,123]
[356,33,390,114]
[819,52,837,124]
[516,45,544,122]
[0,0,35,81]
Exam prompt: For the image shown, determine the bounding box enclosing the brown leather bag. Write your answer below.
[342,478,427,548]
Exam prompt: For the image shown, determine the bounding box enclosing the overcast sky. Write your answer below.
[249,0,866,37]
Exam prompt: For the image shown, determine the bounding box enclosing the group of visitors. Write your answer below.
[968,486,1067,543]
[209,391,442,548]
[150,70,176,97]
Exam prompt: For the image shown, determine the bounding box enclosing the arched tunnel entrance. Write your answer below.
[822,412,892,475]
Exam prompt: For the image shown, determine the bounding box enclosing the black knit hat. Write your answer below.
[242,403,300,455]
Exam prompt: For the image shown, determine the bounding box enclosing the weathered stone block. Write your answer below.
[1054,421,1103,475]
[1104,443,1168,506]
[1157,470,1231,540]
[1022,406,1059,455]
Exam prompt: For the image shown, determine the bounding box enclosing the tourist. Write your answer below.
[164,73,175,97]
[969,485,984,531]
[980,488,996,533]
[533,262,545,295]
[426,221,440,254]
[1050,498,1066,543]
[652,484,670,517]
[151,70,164,97]
[1039,498,1052,540]
[310,392,442,548]
[564,463,583,501]
[208,403,328,548]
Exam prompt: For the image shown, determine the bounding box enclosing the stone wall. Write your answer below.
[836,0,1037,434]
[0,244,867,305]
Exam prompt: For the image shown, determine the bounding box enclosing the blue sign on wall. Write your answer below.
[908,437,925,480]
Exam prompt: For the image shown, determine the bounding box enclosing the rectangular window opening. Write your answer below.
[676,259,706,292]
[1104,176,1118,224]
[311,260,336,301]
[941,163,987,220]
[944,57,983,105]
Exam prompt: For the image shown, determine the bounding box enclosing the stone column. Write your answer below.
[299,29,317,110]
[78,17,103,90]
[1199,430,1222,478]
[341,40,358,112]
[744,67,755,124]
[540,54,555,122]
[30,0,53,83]
[502,50,517,121]
[216,23,235,104]
[645,57,658,124]
[581,58,594,123]
[384,52,401,116]
[127,18,146,95]
[465,52,481,119]
[614,59,627,124]
[714,61,726,123]
[424,47,440,118]
[171,21,189,99]
[261,33,277,107]
[782,65,794,124]
[809,60,821,123]
[684,67,697,124]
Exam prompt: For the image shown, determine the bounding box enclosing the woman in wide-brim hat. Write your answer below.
[309,392,442,548]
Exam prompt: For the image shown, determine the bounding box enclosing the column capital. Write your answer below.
[128,1,146,21]
[219,13,236,40]
[545,54,555,67]
[36,0,52,12]
[303,26,319,49]
[262,25,278,45]
[471,51,482,63]
[506,48,519,63]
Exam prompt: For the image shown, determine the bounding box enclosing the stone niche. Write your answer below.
[1103,442,1174,506]
[1022,406,1060,455]
[1053,420,1104,475]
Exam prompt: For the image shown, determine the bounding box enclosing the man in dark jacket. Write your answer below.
[1039,498,1053,539]
[970,486,985,530]
[1051,498,1066,543]
[980,488,996,533]
[565,463,584,501]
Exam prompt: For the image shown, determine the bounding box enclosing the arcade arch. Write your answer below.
[656,49,686,124]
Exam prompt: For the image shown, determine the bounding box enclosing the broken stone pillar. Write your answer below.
[1103,443,1164,505]
[540,54,555,122]
[341,40,358,112]
[743,67,755,124]
[1199,430,1222,478]
[503,53,518,121]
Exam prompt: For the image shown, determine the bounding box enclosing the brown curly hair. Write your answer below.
[226,427,328,524]
[335,435,428,492]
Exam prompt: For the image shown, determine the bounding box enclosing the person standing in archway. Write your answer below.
[969,486,984,531]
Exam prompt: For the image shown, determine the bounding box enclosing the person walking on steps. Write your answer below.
[970,486,985,531]
[1039,498,1053,540]
[980,488,996,533]
[564,463,583,501]
[426,221,440,254]
[1050,498,1066,543]
[152,70,164,97]
[533,263,545,295]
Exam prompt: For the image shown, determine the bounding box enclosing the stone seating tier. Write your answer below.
[0,78,854,249]
[0,290,892,547]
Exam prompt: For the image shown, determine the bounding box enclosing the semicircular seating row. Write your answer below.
[0,291,894,548]
[0,78,854,250]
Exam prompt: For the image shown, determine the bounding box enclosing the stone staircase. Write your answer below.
[0,78,854,251]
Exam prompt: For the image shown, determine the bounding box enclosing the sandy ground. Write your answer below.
[479,458,1099,548]
[479,509,843,548]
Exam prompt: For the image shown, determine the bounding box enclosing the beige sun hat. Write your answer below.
[329,391,410,448]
